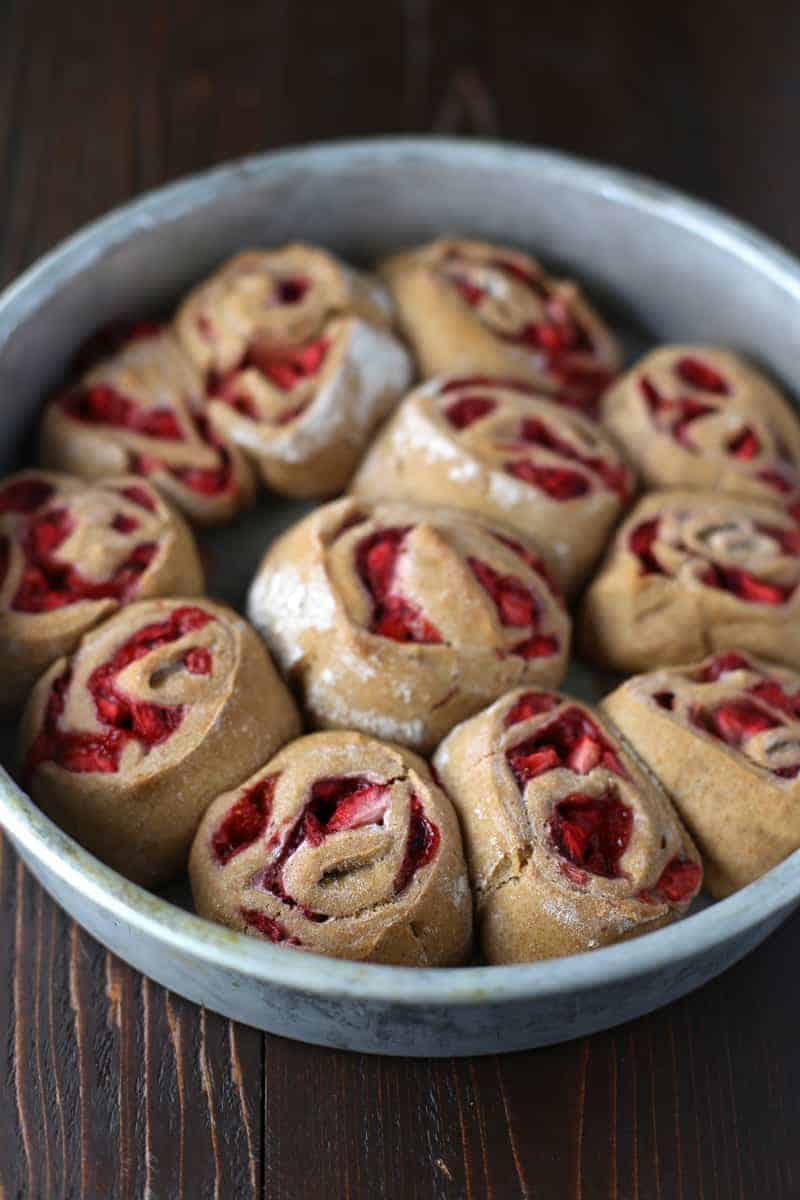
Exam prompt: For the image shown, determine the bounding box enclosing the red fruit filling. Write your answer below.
[468,558,558,659]
[549,789,633,879]
[507,707,625,787]
[702,564,791,606]
[213,775,277,865]
[506,458,589,500]
[674,357,729,394]
[640,378,716,450]
[27,605,212,776]
[639,858,702,905]
[0,478,55,514]
[504,692,560,727]
[749,678,800,719]
[243,337,329,393]
[240,909,300,945]
[8,505,157,614]
[276,276,310,304]
[693,651,752,683]
[63,386,184,441]
[507,416,629,499]
[356,527,443,644]
[692,699,780,746]
[653,692,675,710]
[728,428,761,460]
[62,387,235,498]
[444,394,497,429]
[118,484,157,512]
[444,259,610,411]
[492,533,562,603]
[629,519,664,575]
[255,777,439,918]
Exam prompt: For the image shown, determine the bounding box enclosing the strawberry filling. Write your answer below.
[728,428,761,460]
[491,533,562,602]
[444,259,610,411]
[549,789,633,879]
[639,857,702,905]
[240,909,301,945]
[0,478,56,514]
[749,678,800,718]
[629,519,664,574]
[692,699,780,746]
[356,527,443,644]
[693,651,752,682]
[468,558,558,659]
[63,386,184,441]
[507,416,630,499]
[118,484,157,512]
[653,691,675,710]
[674,357,729,393]
[63,388,235,498]
[255,777,439,918]
[444,394,497,429]
[7,503,157,613]
[630,519,797,603]
[26,605,212,776]
[507,707,625,787]
[640,378,716,450]
[504,692,560,727]
[213,775,277,865]
[276,276,310,304]
[505,458,590,500]
[242,337,329,393]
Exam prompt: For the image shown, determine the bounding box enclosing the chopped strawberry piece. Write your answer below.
[713,568,789,606]
[629,519,663,575]
[507,707,625,788]
[506,459,590,499]
[504,692,560,726]
[444,394,497,429]
[549,789,633,879]
[356,527,443,645]
[395,796,440,894]
[675,357,729,394]
[111,513,139,534]
[184,647,212,675]
[511,634,560,659]
[468,558,537,628]
[728,428,761,460]
[213,776,277,865]
[693,699,779,746]
[491,534,562,603]
[694,652,751,682]
[567,735,602,774]
[508,415,629,498]
[240,908,300,945]
[750,679,800,717]
[325,784,389,834]
[454,279,484,307]
[641,858,702,905]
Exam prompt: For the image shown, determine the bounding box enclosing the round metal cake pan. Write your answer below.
[1,137,800,1057]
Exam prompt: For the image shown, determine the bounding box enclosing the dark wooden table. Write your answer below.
[2,2,799,1196]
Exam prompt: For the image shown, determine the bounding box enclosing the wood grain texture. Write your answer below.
[1,0,799,1196]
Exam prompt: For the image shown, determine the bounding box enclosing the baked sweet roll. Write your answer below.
[351,375,635,594]
[604,652,800,897]
[580,490,800,673]
[247,497,569,752]
[0,470,203,714]
[175,245,411,497]
[19,598,300,887]
[380,238,621,414]
[602,346,800,512]
[39,325,256,524]
[433,689,701,963]
[189,731,473,965]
